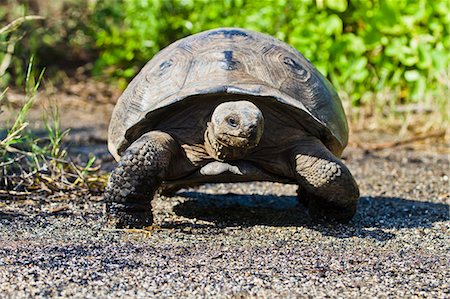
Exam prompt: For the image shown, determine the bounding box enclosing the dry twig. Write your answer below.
[355,131,446,151]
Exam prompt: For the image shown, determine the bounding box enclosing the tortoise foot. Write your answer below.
[106,202,154,228]
[302,192,357,224]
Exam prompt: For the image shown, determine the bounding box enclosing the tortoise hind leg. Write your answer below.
[104,131,180,228]
[292,137,359,223]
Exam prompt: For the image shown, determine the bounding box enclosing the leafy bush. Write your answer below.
[89,0,449,120]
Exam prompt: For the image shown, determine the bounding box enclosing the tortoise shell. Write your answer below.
[108,28,348,161]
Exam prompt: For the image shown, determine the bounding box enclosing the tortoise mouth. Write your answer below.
[205,124,259,161]
[217,133,259,148]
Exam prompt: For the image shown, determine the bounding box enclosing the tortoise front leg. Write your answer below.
[293,137,359,223]
[104,131,178,228]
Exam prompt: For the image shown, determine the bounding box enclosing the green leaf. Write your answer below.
[325,0,348,12]
[324,14,343,36]
[404,70,420,81]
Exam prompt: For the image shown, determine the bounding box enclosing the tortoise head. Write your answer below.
[205,100,264,161]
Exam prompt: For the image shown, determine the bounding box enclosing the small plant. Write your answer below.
[0,59,106,197]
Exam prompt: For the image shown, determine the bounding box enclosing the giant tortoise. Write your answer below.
[104,28,359,228]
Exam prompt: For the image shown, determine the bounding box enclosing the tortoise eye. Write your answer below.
[227,116,239,127]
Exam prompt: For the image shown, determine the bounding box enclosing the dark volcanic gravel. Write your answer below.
[0,147,449,298]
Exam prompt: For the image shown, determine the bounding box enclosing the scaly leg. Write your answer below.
[293,137,359,223]
[104,131,178,228]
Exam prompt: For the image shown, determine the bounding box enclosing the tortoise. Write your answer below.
[104,28,359,228]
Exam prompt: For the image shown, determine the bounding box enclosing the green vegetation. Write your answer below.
[2,0,448,120]
[91,0,449,108]
[94,0,449,122]
[0,15,44,87]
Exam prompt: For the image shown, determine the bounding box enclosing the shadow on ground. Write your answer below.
[0,211,26,220]
[173,192,449,241]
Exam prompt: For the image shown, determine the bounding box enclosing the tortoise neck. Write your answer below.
[204,124,224,161]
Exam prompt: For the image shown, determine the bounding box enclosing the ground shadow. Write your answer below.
[173,192,308,227]
[173,192,449,240]
[0,211,26,220]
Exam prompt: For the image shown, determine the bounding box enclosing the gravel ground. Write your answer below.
[0,144,448,298]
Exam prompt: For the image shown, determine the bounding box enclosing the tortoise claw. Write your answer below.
[298,190,357,224]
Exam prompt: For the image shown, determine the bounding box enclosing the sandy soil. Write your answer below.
[0,86,449,298]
